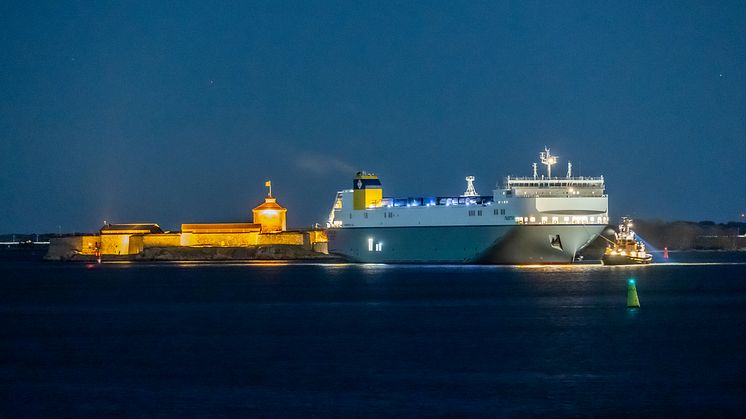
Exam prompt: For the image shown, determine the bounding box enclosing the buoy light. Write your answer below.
[627,278,640,308]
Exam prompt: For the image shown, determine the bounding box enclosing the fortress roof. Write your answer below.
[181,223,260,233]
[253,197,286,212]
[100,224,163,234]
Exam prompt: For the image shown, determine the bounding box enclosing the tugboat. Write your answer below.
[602,217,652,265]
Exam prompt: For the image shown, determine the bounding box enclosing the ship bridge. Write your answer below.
[505,176,605,198]
[504,147,605,198]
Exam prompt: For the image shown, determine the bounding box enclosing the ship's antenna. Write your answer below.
[463,176,478,197]
[567,161,572,178]
[532,163,538,179]
[540,147,558,179]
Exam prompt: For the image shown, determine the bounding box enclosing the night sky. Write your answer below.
[1,1,744,233]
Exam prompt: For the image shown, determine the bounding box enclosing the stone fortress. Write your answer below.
[47,182,328,261]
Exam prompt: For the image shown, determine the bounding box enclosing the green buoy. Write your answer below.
[627,279,640,308]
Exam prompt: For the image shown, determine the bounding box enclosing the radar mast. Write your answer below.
[462,176,478,197]
[540,147,558,179]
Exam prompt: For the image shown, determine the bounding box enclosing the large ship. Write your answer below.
[326,148,609,264]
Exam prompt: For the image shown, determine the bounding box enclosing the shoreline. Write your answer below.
[44,245,343,263]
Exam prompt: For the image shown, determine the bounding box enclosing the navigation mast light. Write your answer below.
[540,147,558,179]
[463,176,478,197]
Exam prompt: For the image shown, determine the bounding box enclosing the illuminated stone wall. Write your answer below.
[256,232,304,246]
[50,234,154,256]
[100,234,132,255]
[178,231,321,247]
[78,236,101,255]
[174,231,319,247]
[142,234,181,248]
[180,232,260,247]
[307,229,328,244]
[128,235,144,254]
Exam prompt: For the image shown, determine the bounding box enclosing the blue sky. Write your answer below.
[1,1,744,232]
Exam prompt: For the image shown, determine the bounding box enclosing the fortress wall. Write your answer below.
[180,232,260,247]
[48,229,329,260]
[100,234,131,255]
[143,234,181,248]
[128,235,144,254]
[77,236,101,255]
[256,232,304,246]
[307,229,328,244]
[176,231,322,248]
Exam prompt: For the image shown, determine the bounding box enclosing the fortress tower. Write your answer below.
[252,180,287,233]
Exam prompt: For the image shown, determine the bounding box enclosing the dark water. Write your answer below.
[2,252,746,417]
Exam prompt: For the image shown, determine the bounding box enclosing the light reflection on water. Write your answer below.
[93,259,746,270]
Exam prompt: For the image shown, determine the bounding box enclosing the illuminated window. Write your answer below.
[529,216,536,223]
[552,216,559,224]
[563,216,570,223]
[541,216,548,224]
[368,238,374,251]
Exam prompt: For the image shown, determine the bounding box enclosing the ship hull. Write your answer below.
[327,224,606,264]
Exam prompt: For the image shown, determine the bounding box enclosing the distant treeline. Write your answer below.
[633,220,746,250]
[0,233,93,242]
[576,219,746,259]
